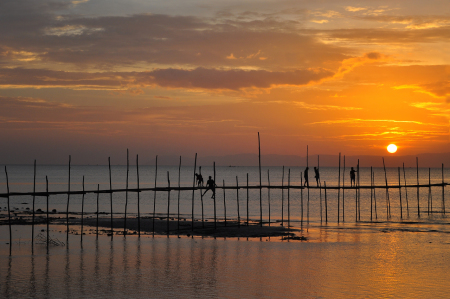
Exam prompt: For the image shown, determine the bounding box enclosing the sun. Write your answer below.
[387,144,398,153]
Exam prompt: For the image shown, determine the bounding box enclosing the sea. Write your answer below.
[1,165,450,298]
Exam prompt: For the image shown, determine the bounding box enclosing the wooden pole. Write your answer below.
[177,156,181,232]
[108,157,113,235]
[288,169,291,228]
[213,162,216,229]
[370,166,373,221]
[236,176,240,228]
[191,154,197,231]
[153,155,158,235]
[136,155,140,236]
[267,169,271,226]
[338,153,341,224]
[200,181,204,228]
[258,132,262,226]
[417,157,420,217]
[32,159,36,246]
[403,163,409,217]
[355,163,358,222]
[382,157,389,219]
[307,146,309,225]
[373,170,378,220]
[67,155,71,241]
[324,181,328,223]
[428,168,432,214]
[319,156,322,223]
[300,173,303,228]
[167,171,170,235]
[343,155,345,222]
[81,176,85,241]
[246,173,249,226]
[46,176,49,246]
[96,184,99,236]
[442,163,445,214]
[398,167,402,219]
[357,159,361,221]
[5,166,12,255]
[281,166,284,226]
[223,179,227,226]
[124,149,129,235]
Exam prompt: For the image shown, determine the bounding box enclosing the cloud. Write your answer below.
[0,1,348,71]
[345,7,368,12]
[0,67,334,91]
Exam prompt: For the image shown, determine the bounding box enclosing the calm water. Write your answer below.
[1,165,449,223]
[1,224,450,298]
[1,165,450,298]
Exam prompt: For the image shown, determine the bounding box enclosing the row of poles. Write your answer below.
[2,134,449,255]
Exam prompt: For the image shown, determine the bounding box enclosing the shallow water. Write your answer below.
[1,165,449,224]
[2,165,450,298]
[1,224,450,298]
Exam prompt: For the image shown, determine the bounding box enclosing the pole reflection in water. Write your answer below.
[1,225,450,298]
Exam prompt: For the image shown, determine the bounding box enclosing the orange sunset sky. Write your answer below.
[1,0,449,164]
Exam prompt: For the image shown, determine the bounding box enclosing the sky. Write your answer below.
[1,0,449,165]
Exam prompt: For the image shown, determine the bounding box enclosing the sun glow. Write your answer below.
[387,144,398,153]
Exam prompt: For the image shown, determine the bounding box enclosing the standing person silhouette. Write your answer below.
[314,167,320,187]
[350,167,357,187]
[304,167,309,187]
[202,176,216,199]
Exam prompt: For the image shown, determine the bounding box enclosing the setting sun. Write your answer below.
[387,144,398,153]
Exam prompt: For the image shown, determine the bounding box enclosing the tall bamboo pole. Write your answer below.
[300,173,303,228]
[177,156,181,232]
[213,162,216,229]
[81,176,85,241]
[373,170,378,220]
[288,169,291,228]
[382,157,389,219]
[343,155,346,222]
[324,181,328,223]
[236,176,240,228]
[136,155,140,236]
[32,160,36,245]
[307,146,309,225]
[223,179,227,226]
[442,163,445,214]
[124,149,129,235]
[428,168,432,214]
[5,166,11,255]
[319,155,322,223]
[66,155,71,241]
[258,132,262,226]
[403,163,409,217]
[108,157,113,235]
[370,166,373,221]
[46,176,49,246]
[357,159,361,221]
[417,157,420,217]
[246,173,249,226]
[267,169,271,226]
[398,167,402,219]
[281,166,284,226]
[191,153,197,231]
[96,184,99,237]
[167,171,170,235]
[338,153,341,223]
[153,155,158,235]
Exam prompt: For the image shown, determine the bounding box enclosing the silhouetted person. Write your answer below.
[314,167,320,187]
[304,167,309,187]
[350,167,357,187]
[202,176,216,198]
[195,173,204,187]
